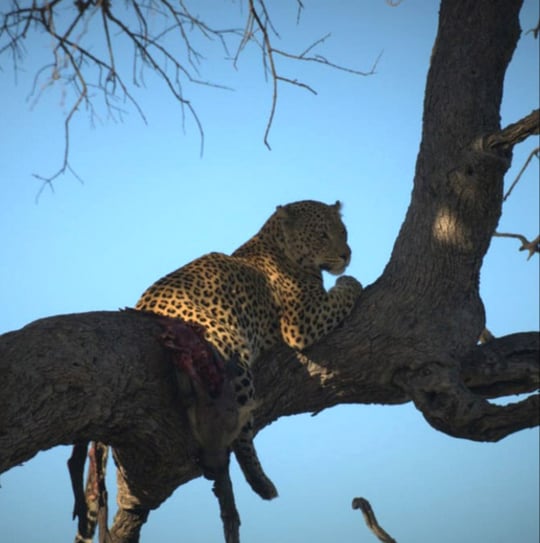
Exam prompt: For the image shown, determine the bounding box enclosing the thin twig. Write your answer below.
[248,0,278,149]
[503,146,539,201]
[1,0,238,179]
[299,33,332,58]
[246,0,379,149]
[3,0,378,179]
[295,0,304,24]
[256,0,280,38]
[493,232,540,260]
[274,46,382,77]
[32,39,88,188]
[101,2,117,92]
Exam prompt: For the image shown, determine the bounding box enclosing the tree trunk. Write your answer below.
[0,0,538,541]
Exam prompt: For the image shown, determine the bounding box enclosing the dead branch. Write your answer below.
[503,146,539,201]
[0,0,239,182]
[2,0,378,180]
[276,44,382,77]
[352,497,397,543]
[239,0,379,149]
[245,0,279,150]
[493,232,540,259]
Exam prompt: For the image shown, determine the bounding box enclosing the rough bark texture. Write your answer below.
[0,0,539,541]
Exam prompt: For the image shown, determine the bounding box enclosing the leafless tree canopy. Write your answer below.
[0,0,377,184]
[0,1,539,542]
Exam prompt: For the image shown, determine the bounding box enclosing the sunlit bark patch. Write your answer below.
[432,207,470,250]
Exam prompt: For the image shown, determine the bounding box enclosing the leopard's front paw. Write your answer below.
[335,275,363,298]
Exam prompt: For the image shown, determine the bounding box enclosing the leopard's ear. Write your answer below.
[333,200,342,212]
[275,204,287,218]
[275,203,297,229]
[275,204,293,221]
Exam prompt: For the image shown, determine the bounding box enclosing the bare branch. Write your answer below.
[247,0,278,149]
[274,43,382,77]
[487,109,540,149]
[102,7,210,156]
[244,0,379,149]
[33,40,87,184]
[352,497,397,543]
[1,0,239,178]
[298,32,331,57]
[256,0,280,39]
[493,232,540,260]
[2,0,378,178]
[503,146,539,201]
[295,0,304,24]
[33,165,83,204]
[395,359,539,442]
[461,332,540,398]
[101,3,116,87]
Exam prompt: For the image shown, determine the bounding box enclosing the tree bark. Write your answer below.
[0,0,538,541]
[0,315,538,534]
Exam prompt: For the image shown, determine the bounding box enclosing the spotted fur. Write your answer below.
[135,200,362,498]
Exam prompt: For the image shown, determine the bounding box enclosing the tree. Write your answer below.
[0,1,538,542]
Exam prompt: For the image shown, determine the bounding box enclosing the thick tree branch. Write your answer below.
[461,332,540,397]
[1,312,537,500]
[394,361,539,442]
[0,309,537,543]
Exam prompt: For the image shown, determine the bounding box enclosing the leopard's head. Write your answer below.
[275,200,353,276]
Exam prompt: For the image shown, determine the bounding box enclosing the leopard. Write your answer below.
[135,199,363,499]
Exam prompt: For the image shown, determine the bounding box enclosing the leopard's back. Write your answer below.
[135,252,280,365]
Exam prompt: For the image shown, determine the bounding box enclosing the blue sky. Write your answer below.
[0,1,538,542]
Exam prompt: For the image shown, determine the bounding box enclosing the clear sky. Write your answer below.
[0,2,538,542]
